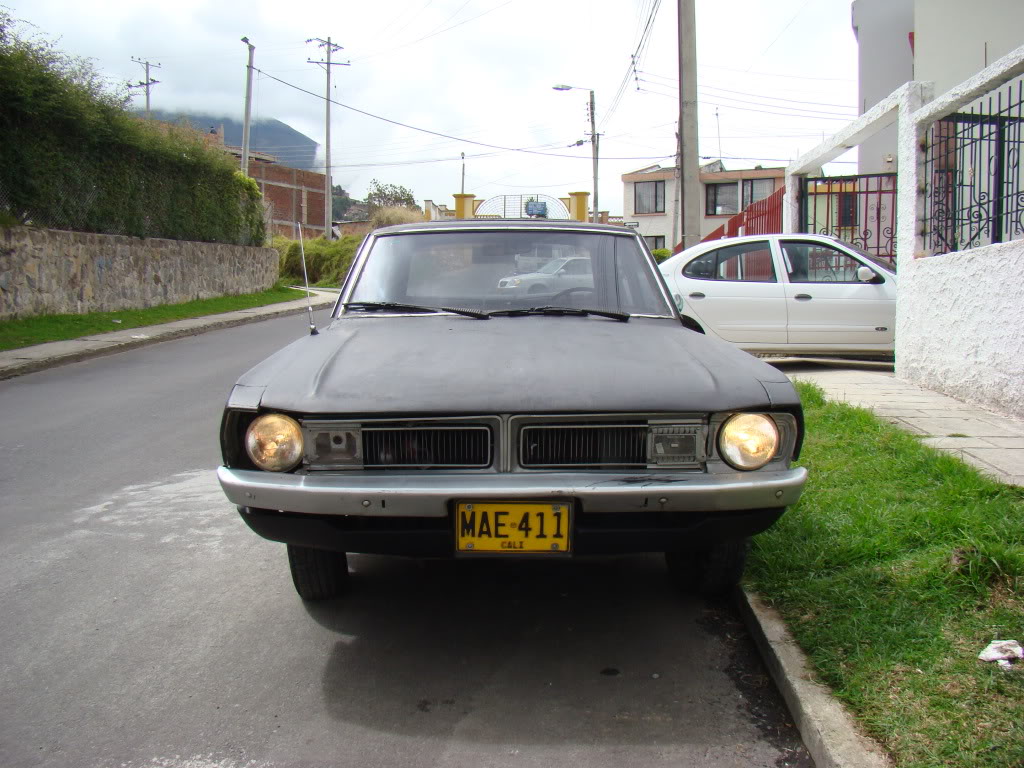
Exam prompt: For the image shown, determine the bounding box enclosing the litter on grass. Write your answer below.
[978,640,1023,667]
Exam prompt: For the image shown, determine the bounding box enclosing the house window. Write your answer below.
[644,235,666,251]
[705,183,738,215]
[742,178,775,209]
[635,181,665,214]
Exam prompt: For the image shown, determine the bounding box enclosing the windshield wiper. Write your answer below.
[488,306,629,322]
[343,301,489,319]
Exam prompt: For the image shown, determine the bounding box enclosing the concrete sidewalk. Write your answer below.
[0,288,338,381]
[776,359,1024,487]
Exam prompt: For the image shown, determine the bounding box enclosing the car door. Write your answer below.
[673,240,787,344]
[558,256,594,292]
[779,240,896,346]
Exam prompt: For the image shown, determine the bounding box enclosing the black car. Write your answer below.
[217,219,806,600]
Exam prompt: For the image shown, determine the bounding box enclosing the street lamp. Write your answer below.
[553,84,599,223]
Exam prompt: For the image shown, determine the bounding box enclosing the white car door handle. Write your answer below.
[794,294,812,301]
[688,292,706,299]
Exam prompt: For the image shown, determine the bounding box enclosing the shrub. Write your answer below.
[0,12,264,246]
[370,206,425,229]
[651,248,672,263]
[280,235,362,287]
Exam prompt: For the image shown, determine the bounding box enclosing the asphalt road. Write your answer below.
[0,310,811,768]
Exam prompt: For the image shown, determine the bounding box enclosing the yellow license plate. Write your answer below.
[456,502,571,554]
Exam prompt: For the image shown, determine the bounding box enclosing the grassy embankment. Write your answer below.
[747,382,1024,768]
[0,281,308,352]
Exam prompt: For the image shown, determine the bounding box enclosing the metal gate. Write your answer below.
[924,98,1024,254]
[801,173,897,263]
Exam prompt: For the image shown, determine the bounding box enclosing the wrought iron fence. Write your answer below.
[801,173,896,263]
[924,75,1024,254]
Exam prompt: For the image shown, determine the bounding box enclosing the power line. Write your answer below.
[600,0,662,130]
[636,85,855,121]
[746,0,814,72]
[698,62,855,83]
[639,71,857,110]
[348,0,517,63]
[636,78,856,116]
[253,67,674,161]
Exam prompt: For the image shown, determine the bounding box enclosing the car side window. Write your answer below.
[682,251,717,280]
[782,241,866,283]
[563,258,591,275]
[683,242,776,283]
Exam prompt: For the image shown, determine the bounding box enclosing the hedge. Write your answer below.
[0,12,265,246]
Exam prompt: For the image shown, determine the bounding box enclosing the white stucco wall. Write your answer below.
[914,0,1024,96]
[896,240,1024,418]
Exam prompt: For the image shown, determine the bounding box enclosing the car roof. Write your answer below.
[371,218,639,235]
[659,232,847,266]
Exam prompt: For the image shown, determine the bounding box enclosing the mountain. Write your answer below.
[143,110,319,171]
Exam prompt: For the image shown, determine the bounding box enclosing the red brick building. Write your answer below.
[246,162,327,240]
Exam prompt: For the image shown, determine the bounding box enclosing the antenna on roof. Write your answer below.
[296,222,319,336]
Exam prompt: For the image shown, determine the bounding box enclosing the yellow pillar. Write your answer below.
[453,193,475,219]
[568,191,590,222]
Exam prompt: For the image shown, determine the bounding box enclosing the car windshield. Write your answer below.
[345,230,674,316]
[537,258,568,274]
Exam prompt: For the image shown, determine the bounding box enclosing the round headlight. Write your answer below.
[245,413,304,472]
[718,413,779,470]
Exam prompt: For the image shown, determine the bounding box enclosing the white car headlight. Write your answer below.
[245,413,304,472]
[718,413,779,470]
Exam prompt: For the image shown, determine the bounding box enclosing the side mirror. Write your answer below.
[557,268,568,276]
[857,265,877,283]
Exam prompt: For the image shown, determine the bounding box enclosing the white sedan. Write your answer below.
[658,234,897,357]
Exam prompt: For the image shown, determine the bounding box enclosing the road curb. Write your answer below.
[0,295,336,381]
[736,588,893,768]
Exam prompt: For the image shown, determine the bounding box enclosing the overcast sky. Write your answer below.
[11,0,861,215]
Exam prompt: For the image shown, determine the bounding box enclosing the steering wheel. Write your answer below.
[549,287,596,305]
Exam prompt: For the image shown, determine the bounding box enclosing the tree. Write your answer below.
[365,178,419,212]
[331,184,354,220]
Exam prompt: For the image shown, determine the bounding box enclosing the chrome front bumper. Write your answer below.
[217,466,807,517]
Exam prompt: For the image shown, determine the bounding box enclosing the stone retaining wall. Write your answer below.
[0,227,278,319]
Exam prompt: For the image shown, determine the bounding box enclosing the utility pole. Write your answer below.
[589,90,599,223]
[553,84,600,223]
[129,57,161,118]
[307,37,349,239]
[678,0,700,249]
[672,131,681,249]
[461,152,466,194]
[240,38,255,176]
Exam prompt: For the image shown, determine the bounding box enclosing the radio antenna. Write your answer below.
[296,222,319,336]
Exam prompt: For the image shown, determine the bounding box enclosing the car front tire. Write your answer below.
[665,537,749,597]
[287,544,350,601]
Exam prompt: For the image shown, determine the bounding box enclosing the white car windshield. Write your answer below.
[346,230,674,316]
[538,258,568,274]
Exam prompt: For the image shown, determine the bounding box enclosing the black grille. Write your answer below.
[363,427,491,469]
[520,425,647,468]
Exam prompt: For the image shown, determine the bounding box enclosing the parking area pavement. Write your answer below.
[771,358,1024,487]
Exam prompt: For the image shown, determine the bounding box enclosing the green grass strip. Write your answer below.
[0,282,310,352]
[747,382,1024,768]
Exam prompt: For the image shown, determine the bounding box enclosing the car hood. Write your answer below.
[235,315,797,415]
